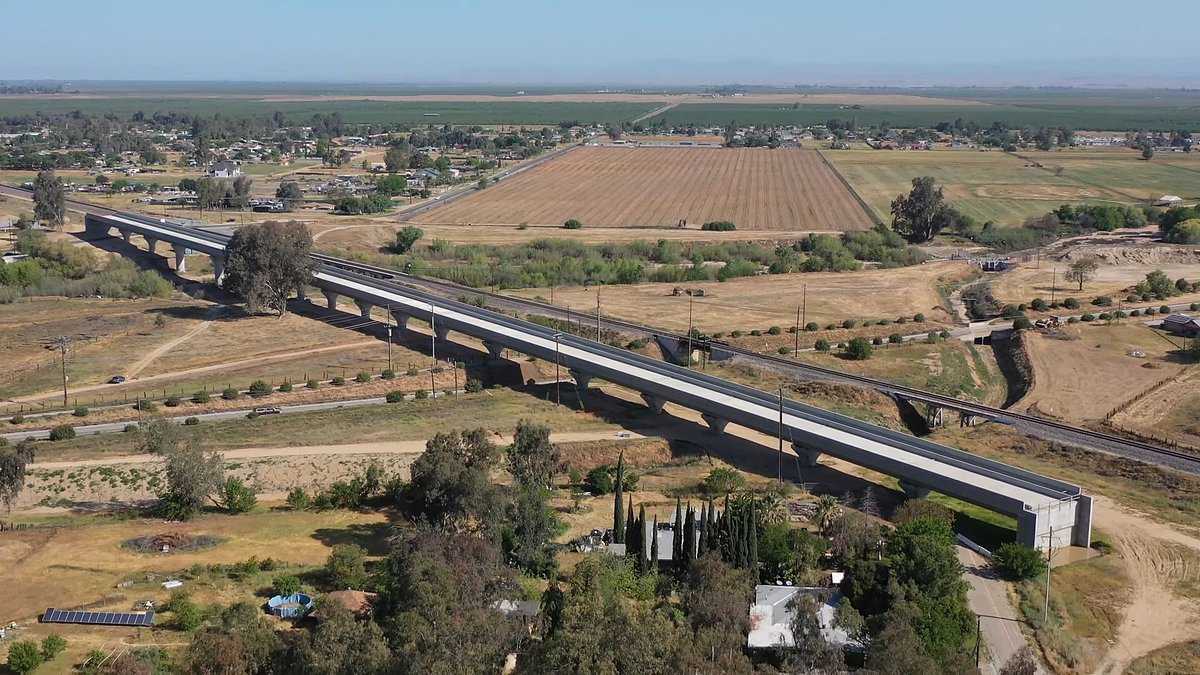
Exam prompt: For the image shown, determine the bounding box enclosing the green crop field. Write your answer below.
[647,89,1200,131]
[0,97,657,125]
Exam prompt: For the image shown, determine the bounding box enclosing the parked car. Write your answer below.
[108,375,126,384]
[253,406,281,415]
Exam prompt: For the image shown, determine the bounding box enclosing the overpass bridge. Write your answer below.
[82,211,1091,550]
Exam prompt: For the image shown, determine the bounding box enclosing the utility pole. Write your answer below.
[596,287,601,341]
[777,388,784,485]
[554,332,562,405]
[385,303,394,374]
[686,295,694,368]
[1050,268,1057,306]
[794,305,801,357]
[51,336,73,408]
[429,301,437,395]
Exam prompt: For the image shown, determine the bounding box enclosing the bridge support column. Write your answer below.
[569,369,592,390]
[793,443,822,467]
[641,394,666,414]
[391,312,410,331]
[433,324,450,342]
[173,246,187,273]
[482,340,504,360]
[926,405,943,428]
[296,286,306,301]
[899,479,931,500]
[959,412,979,427]
[120,229,132,244]
[211,256,225,285]
[145,237,158,256]
[700,413,728,435]
[354,299,373,319]
[322,290,339,310]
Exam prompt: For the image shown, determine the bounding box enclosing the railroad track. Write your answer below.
[8,185,1199,474]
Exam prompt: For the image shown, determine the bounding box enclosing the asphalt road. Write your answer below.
[959,545,1042,674]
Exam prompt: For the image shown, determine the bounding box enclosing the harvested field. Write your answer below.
[409,147,877,231]
[508,261,971,333]
[1017,324,1190,423]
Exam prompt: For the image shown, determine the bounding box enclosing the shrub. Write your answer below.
[889,333,904,344]
[845,337,873,360]
[927,330,943,344]
[940,330,951,339]
[123,424,139,433]
[219,477,257,514]
[730,330,744,338]
[278,381,294,393]
[164,395,181,407]
[562,219,582,229]
[354,372,371,383]
[1160,305,1171,314]
[10,415,24,425]
[701,467,745,496]
[406,367,420,376]
[184,417,200,425]
[1144,306,1157,316]
[912,313,925,323]
[1013,317,1034,330]
[287,488,311,511]
[767,325,782,335]
[700,220,736,231]
[805,322,819,332]
[246,411,259,420]
[872,337,884,345]
[221,386,240,400]
[842,319,857,329]
[385,390,405,403]
[171,596,202,631]
[381,369,396,380]
[585,466,614,494]
[815,339,831,352]
[135,399,157,412]
[1063,297,1080,309]
[992,542,1047,580]
[192,390,211,404]
[331,376,346,386]
[750,329,763,336]
[48,425,76,441]
[41,633,67,659]
[896,316,908,324]
[73,406,88,417]
[1098,312,1111,321]
[414,389,428,400]
[778,346,791,355]
[1066,316,1079,324]
[306,379,319,389]
[1191,303,1199,311]
[273,574,302,597]
[1092,296,1113,306]
[711,332,725,339]
[1113,310,1127,319]
[1017,303,1027,312]
[465,379,483,393]
[1127,294,1141,303]
[5,640,43,673]
[1030,298,1047,311]
[248,380,272,397]
[877,318,892,326]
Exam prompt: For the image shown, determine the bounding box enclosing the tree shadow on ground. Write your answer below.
[310,521,395,556]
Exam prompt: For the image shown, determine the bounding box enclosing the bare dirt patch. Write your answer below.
[409,147,876,231]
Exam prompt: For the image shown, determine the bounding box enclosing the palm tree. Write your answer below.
[759,491,787,524]
[813,495,841,535]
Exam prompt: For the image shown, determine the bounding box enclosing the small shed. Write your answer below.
[1162,314,1200,338]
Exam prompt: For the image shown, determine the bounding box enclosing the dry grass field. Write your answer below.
[408,147,877,231]
[508,260,972,332]
[1017,324,1191,422]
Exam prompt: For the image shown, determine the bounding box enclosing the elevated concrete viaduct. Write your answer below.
[83,212,1092,550]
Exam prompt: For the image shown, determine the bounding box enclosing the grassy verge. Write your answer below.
[32,388,613,462]
[1015,553,1130,673]
[1127,640,1200,674]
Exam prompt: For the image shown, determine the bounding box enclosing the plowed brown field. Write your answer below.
[409,147,876,231]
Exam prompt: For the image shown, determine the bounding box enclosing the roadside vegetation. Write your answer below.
[0,227,173,303]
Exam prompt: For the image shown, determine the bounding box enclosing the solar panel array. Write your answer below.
[42,608,155,627]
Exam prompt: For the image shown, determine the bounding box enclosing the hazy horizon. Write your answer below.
[4,0,1197,88]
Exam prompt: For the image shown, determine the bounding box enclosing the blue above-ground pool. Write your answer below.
[267,592,314,618]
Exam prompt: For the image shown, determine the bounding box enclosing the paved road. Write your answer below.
[959,545,1041,674]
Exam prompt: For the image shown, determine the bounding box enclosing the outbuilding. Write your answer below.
[1162,314,1200,338]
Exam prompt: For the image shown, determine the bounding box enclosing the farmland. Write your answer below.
[409,146,877,231]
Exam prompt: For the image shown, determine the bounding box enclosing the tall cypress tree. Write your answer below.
[682,504,696,571]
[613,452,625,544]
[636,504,648,573]
[720,494,734,563]
[706,498,718,553]
[673,497,683,563]
[650,515,659,572]
[697,502,709,554]
[625,495,636,547]
[748,499,759,575]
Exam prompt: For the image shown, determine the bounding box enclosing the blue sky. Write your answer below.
[5,0,1198,85]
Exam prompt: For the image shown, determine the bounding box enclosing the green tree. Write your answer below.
[384,145,411,173]
[273,574,302,596]
[40,633,67,659]
[992,543,1047,580]
[275,181,304,209]
[327,543,368,589]
[584,466,614,494]
[375,174,408,197]
[218,476,257,514]
[160,439,224,520]
[846,336,874,360]
[172,596,203,631]
[506,486,562,576]
[404,429,503,534]
[506,420,558,489]
[286,600,392,675]
[32,169,65,228]
[1142,145,1155,160]
[0,438,35,510]
[1145,269,1177,298]
[890,176,960,243]
[1067,256,1100,291]
[702,467,745,496]
[6,639,43,674]
[389,226,424,254]
[222,221,317,316]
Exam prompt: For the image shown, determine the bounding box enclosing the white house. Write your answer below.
[1155,195,1184,206]
[208,161,241,178]
[747,584,862,651]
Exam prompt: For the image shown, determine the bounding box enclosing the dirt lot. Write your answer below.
[508,260,971,332]
[409,147,877,231]
[1017,324,1190,422]
[1110,366,1200,448]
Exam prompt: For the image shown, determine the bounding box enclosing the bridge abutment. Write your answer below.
[641,394,666,414]
[569,369,592,390]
